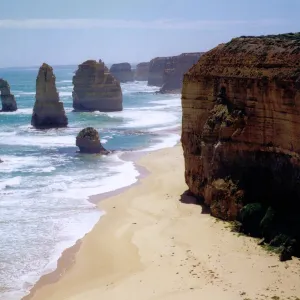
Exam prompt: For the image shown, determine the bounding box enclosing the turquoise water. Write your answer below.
[0,65,181,299]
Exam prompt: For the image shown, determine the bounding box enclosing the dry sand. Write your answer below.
[26,145,300,300]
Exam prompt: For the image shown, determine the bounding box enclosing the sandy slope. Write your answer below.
[27,145,300,300]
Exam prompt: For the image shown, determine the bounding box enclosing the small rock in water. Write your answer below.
[76,127,109,154]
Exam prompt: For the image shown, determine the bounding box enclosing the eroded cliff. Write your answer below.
[160,53,203,93]
[148,53,203,90]
[134,62,149,81]
[181,33,300,258]
[73,60,122,112]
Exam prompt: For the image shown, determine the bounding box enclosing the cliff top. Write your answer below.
[187,32,300,81]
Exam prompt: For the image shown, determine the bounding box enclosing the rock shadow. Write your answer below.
[179,190,210,214]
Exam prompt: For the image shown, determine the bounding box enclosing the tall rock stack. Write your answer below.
[134,62,149,81]
[31,63,68,128]
[181,33,300,258]
[73,60,122,112]
[109,63,134,83]
[0,79,17,112]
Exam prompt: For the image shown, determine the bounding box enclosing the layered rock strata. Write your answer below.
[73,60,122,112]
[0,79,17,111]
[181,33,300,258]
[76,127,109,154]
[134,62,149,81]
[110,63,134,83]
[160,52,203,93]
[31,63,68,128]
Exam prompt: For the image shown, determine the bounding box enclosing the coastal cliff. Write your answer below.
[73,60,122,112]
[134,62,149,81]
[110,63,134,83]
[181,33,300,258]
[148,53,203,89]
[160,53,203,93]
[0,79,17,112]
[31,63,68,128]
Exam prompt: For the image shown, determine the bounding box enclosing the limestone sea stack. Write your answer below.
[181,33,300,258]
[73,60,122,112]
[160,52,203,93]
[31,63,68,128]
[109,63,134,83]
[76,127,109,154]
[0,79,17,112]
[134,62,149,81]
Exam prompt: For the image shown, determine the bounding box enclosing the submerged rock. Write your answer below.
[31,63,68,128]
[181,32,300,258]
[0,79,17,112]
[73,60,122,112]
[134,62,149,81]
[110,63,134,83]
[76,127,109,154]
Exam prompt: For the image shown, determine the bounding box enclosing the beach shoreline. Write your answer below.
[23,144,300,300]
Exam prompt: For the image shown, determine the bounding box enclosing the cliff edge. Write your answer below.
[181,33,300,258]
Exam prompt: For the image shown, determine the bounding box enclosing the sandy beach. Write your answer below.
[25,145,300,300]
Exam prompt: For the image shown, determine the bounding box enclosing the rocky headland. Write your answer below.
[0,79,17,112]
[181,32,300,260]
[160,52,203,93]
[109,62,134,83]
[31,63,68,128]
[134,62,149,81]
[73,60,123,112]
[148,53,203,90]
[76,127,109,154]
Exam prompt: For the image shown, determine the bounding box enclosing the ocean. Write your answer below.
[0,65,181,299]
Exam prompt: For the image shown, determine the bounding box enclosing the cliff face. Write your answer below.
[110,63,134,83]
[148,53,203,89]
[160,53,203,93]
[134,62,149,81]
[182,33,300,256]
[31,63,68,128]
[73,60,122,112]
[148,57,168,86]
[0,79,17,112]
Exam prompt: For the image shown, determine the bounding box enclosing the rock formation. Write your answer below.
[31,63,68,128]
[134,62,149,81]
[148,53,203,90]
[76,127,109,154]
[160,53,203,93]
[148,57,168,87]
[181,32,300,259]
[110,63,134,83]
[73,60,122,112]
[0,79,17,112]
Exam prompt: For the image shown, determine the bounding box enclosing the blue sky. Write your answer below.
[0,0,299,67]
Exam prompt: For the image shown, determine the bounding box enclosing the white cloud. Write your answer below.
[0,18,283,30]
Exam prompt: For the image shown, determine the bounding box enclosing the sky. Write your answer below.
[0,0,299,67]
